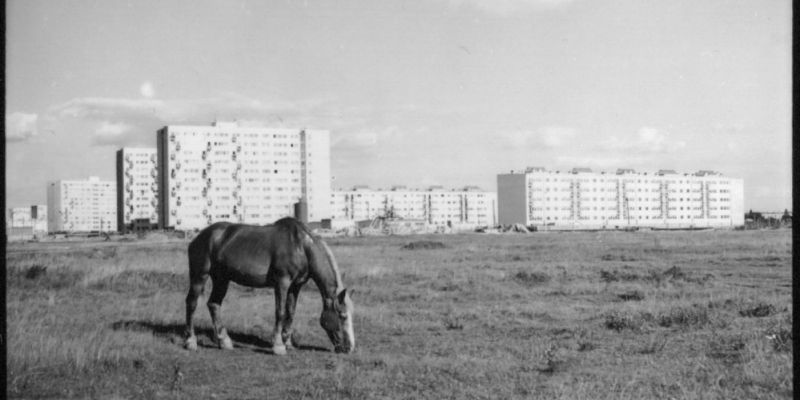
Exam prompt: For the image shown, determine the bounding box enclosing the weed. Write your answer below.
[617,290,645,301]
[512,271,551,287]
[443,316,464,331]
[764,317,792,353]
[25,265,48,280]
[637,334,668,354]
[707,333,747,364]
[401,241,446,250]
[739,303,776,318]
[577,341,597,352]
[604,310,651,331]
[658,305,709,328]
[599,269,640,283]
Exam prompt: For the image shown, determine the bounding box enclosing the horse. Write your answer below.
[183,217,355,355]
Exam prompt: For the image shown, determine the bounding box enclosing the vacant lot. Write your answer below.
[6,229,792,399]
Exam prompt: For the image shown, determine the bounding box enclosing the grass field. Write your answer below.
[6,229,793,399]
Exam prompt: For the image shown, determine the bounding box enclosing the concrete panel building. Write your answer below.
[6,205,47,240]
[497,167,744,230]
[330,186,497,230]
[47,177,117,232]
[116,147,158,232]
[157,122,331,230]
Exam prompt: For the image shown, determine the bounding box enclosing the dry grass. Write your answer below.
[6,229,792,399]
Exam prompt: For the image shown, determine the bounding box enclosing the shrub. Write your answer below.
[604,310,651,331]
[24,265,48,280]
[707,333,746,364]
[766,325,792,353]
[401,241,446,250]
[658,305,709,328]
[739,303,776,318]
[600,269,640,283]
[617,290,645,301]
[513,271,551,287]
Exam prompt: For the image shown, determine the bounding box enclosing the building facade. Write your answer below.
[330,186,497,229]
[497,167,744,229]
[157,122,331,230]
[116,147,158,232]
[47,177,117,232]
[6,205,47,240]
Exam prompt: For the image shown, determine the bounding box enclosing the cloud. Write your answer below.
[93,121,133,146]
[332,126,401,152]
[47,93,338,147]
[140,81,156,98]
[601,127,686,153]
[5,112,39,142]
[447,0,575,15]
[497,125,577,149]
[555,155,646,170]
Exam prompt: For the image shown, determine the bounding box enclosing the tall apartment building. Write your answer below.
[330,186,497,229]
[497,167,744,229]
[116,147,158,232]
[157,122,331,230]
[47,177,117,232]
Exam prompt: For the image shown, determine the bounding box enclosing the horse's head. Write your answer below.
[320,289,355,353]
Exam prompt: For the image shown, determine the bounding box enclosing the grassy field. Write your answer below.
[6,229,793,399]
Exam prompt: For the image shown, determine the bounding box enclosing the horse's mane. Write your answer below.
[273,217,315,247]
[273,217,344,294]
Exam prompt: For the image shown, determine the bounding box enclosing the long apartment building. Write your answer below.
[330,185,497,229]
[498,167,744,229]
[47,176,117,232]
[157,122,331,230]
[116,147,158,232]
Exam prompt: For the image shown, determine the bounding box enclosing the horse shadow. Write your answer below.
[111,320,330,354]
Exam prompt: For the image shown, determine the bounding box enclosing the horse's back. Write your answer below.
[189,221,308,288]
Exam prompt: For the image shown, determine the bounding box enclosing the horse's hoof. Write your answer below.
[273,345,287,356]
[185,337,198,351]
[219,336,234,350]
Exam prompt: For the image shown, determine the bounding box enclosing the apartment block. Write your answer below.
[157,122,331,230]
[7,205,47,233]
[116,147,158,232]
[497,167,744,229]
[330,186,497,229]
[47,177,117,232]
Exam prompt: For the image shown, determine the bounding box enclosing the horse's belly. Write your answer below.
[224,264,274,288]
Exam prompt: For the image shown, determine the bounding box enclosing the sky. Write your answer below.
[5,0,792,211]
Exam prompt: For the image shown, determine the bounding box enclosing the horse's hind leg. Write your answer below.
[185,276,207,351]
[207,276,233,350]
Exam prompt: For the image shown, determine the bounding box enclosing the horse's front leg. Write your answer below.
[282,284,302,349]
[272,277,291,355]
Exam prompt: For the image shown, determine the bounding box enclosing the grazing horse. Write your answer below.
[184,217,355,354]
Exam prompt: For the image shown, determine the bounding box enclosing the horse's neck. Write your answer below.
[308,244,339,305]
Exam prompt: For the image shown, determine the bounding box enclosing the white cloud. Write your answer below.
[47,93,341,146]
[555,155,646,170]
[601,127,686,153]
[93,121,133,145]
[332,126,401,151]
[496,125,577,149]
[5,112,38,142]
[140,81,156,98]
